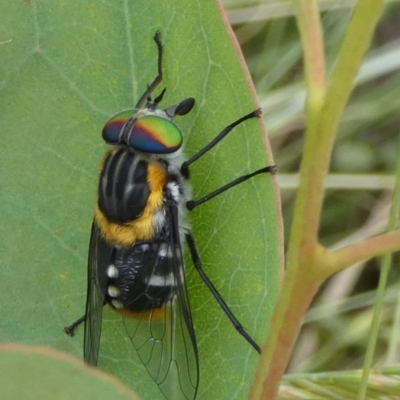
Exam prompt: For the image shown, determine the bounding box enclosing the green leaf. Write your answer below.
[0,343,140,400]
[0,1,281,399]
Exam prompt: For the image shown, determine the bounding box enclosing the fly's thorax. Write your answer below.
[95,146,190,246]
[95,148,167,246]
[98,148,153,224]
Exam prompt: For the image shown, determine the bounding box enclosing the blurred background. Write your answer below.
[224,0,400,374]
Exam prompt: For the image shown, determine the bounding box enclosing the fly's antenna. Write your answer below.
[135,31,163,109]
[154,87,167,104]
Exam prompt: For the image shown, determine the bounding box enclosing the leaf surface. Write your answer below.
[0,1,281,399]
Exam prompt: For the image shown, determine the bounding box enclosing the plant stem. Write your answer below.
[249,1,386,399]
[291,0,326,107]
[328,230,400,275]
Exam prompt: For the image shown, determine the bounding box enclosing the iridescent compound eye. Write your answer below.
[127,115,183,154]
[102,109,136,144]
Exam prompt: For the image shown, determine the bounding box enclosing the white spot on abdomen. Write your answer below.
[108,285,120,298]
[107,264,119,278]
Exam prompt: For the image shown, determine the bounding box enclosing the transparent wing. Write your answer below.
[84,222,112,366]
[121,204,199,400]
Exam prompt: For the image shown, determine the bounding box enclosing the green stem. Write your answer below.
[249,1,385,399]
[291,0,326,107]
[327,230,400,275]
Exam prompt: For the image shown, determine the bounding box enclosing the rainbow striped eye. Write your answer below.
[102,109,136,144]
[127,115,183,154]
[102,112,183,154]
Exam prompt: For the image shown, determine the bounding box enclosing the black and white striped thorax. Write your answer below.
[98,146,191,232]
[98,147,150,224]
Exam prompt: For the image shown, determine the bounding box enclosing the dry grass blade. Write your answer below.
[279,367,400,400]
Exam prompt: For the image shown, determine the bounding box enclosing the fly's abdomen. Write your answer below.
[106,241,177,313]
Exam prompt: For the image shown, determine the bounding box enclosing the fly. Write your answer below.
[65,31,276,400]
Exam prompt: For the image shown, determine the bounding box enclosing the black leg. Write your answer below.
[185,233,261,354]
[181,109,262,177]
[186,165,276,210]
[182,108,276,207]
[135,31,163,109]
[64,314,86,336]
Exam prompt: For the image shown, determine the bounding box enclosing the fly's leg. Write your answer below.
[182,108,276,207]
[64,315,86,336]
[186,165,276,210]
[182,108,276,353]
[181,108,276,180]
[185,233,261,354]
